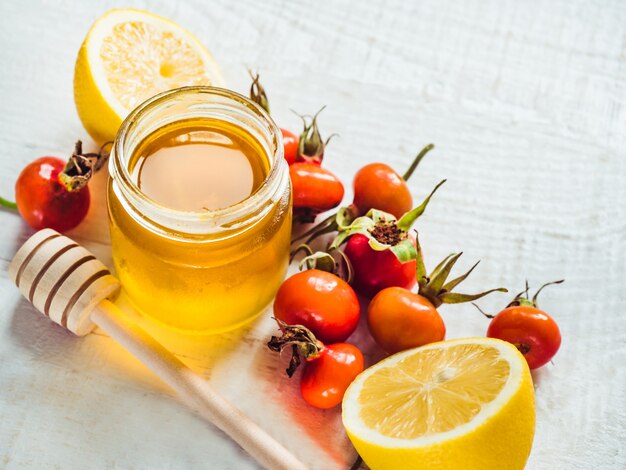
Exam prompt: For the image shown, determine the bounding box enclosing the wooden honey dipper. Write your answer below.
[9,228,308,470]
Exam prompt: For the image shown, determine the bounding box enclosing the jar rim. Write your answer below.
[110,86,287,236]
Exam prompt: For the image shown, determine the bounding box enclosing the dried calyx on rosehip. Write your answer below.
[289,110,344,224]
[295,107,335,165]
[267,319,364,409]
[247,71,300,166]
[1,140,111,232]
[267,320,325,377]
[290,243,353,283]
[248,71,334,168]
[248,69,271,114]
[59,140,112,191]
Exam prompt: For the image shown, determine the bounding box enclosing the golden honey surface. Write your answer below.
[131,121,268,211]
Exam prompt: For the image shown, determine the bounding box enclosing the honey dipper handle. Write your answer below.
[91,300,308,470]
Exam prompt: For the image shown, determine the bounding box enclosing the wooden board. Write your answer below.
[1,0,625,469]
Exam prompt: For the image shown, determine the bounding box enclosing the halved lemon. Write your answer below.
[74,8,224,143]
[342,338,535,470]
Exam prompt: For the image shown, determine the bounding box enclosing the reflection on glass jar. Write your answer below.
[108,87,291,333]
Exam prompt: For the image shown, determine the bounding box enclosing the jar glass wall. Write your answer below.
[107,87,291,333]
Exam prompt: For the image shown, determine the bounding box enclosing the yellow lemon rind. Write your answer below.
[74,8,224,143]
[342,337,535,470]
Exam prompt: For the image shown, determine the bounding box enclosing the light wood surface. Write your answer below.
[8,229,307,469]
[1,1,625,469]
[91,301,308,470]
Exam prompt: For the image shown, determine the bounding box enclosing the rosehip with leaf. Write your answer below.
[292,143,435,246]
[368,233,508,354]
[330,179,445,297]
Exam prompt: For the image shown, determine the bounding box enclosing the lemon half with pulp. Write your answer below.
[74,8,224,143]
[342,337,535,470]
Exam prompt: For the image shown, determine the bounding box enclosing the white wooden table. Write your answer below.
[1,1,625,469]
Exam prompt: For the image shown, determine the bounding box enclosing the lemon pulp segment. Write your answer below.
[359,343,510,439]
[99,20,215,112]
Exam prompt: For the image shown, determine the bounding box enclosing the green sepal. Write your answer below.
[368,209,397,225]
[513,298,536,308]
[531,279,564,305]
[336,205,357,230]
[299,251,336,273]
[363,236,416,264]
[330,208,402,249]
[414,233,428,288]
[397,179,446,232]
[414,234,508,308]
[506,279,564,308]
[442,261,480,292]
[427,252,462,294]
[290,243,313,263]
[330,208,417,263]
[329,214,377,250]
[388,238,418,264]
[439,288,509,305]
[248,70,271,114]
[366,236,391,252]
[297,107,326,163]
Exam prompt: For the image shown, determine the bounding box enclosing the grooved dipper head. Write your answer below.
[8,229,120,336]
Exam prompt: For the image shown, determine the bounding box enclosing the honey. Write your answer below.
[131,122,269,211]
[108,87,291,333]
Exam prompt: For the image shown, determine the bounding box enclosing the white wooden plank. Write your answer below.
[1,0,625,469]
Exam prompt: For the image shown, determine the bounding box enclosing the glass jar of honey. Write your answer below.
[108,86,291,333]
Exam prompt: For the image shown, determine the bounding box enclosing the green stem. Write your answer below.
[0,196,17,210]
[291,212,337,244]
[402,143,434,181]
